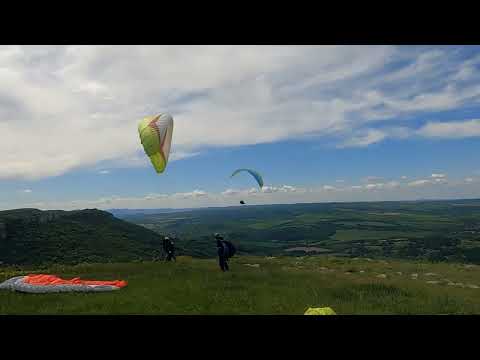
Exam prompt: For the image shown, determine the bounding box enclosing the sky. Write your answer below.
[1,45,480,210]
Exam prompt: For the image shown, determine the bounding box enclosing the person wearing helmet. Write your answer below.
[163,236,176,262]
[215,233,229,272]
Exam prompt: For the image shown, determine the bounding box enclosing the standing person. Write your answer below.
[215,234,229,272]
[163,236,176,262]
[215,233,236,272]
[162,236,169,260]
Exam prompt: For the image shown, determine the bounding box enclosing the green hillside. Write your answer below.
[1,256,479,314]
[0,208,165,265]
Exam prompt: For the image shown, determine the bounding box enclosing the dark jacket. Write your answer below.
[217,239,226,258]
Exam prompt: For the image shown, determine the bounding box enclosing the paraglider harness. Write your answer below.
[215,234,236,259]
[223,241,236,259]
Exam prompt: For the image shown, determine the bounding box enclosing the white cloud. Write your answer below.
[261,186,276,193]
[280,185,297,192]
[144,193,169,201]
[340,129,386,148]
[10,175,480,211]
[365,183,384,190]
[408,175,449,187]
[401,176,408,180]
[21,189,32,193]
[453,66,475,82]
[261,185,298,193]
[386,181,400,188]
[465,177,475,183]
[341,117,480,144]
[351,181,400,191]
[418,119,480,139]
[363,176,384,183]
[1,46,480,180]
[98,170,110,175]
[172,190,208,199]
[221,189,240,196]
[386,127,413,139]
[0,45,390,180]
[408,179,432,187]
[169,151,201,162]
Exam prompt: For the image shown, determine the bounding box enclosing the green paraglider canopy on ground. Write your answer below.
[304,307,337,315]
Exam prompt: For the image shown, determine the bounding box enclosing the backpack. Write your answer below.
[223,241,236,259]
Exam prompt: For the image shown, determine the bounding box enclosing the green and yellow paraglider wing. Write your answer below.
[304,307,336,315]
[138,113,174,174]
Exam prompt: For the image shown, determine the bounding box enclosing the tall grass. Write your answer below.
[1,256,479,315]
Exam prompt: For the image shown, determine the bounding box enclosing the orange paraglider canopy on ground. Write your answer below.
[23,274,128,288]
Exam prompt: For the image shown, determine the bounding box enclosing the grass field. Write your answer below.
[1,256,479,315]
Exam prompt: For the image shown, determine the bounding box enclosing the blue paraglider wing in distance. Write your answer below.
[230,168,264,189]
